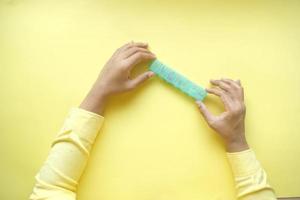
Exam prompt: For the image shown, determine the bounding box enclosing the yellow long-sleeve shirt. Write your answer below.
[29,108,276,200]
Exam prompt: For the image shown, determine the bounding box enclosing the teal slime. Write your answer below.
[149,59,207,101]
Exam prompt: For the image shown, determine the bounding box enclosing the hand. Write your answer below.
[196,78,249,152]
[80,42,156,115]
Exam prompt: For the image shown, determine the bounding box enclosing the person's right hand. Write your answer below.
[196,78,249,152]
[80,42,156,115]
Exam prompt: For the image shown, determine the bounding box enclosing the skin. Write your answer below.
[196,79,249,152]
[80,41,156,115]
[80,42,249,153]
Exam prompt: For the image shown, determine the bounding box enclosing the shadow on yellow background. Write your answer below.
[0,0,299,199]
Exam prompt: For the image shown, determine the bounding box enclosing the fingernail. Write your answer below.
[148,72,155,77]
[195,100,202,106]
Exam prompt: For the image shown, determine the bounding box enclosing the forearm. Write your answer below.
[227,149,276,200]
[80,83,109,115]
[30,42,155,199]
[224,130,276,199]
[30,108,104,200]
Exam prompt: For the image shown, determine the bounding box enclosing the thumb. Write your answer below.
[128,71,155,89]
[196,101,214,124]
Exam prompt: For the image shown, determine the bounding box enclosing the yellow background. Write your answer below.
[0,0,299,199]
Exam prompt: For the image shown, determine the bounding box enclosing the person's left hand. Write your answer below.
[80,42,156,114]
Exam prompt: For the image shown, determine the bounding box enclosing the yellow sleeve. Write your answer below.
[30,108,104,200]
[227,149,276,200]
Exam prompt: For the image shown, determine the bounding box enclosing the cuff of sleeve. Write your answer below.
[226,149,261,177]
[60,107,104,144]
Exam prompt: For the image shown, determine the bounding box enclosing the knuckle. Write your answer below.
[120,61,129,69]
[220,91,226,96]
[232,105,246,115]
[220,83,226,87]
[231,84,239,89]
[137,52,144,60]
[226,86,233,91]
[128,43,134,48]
[132,46,139,52]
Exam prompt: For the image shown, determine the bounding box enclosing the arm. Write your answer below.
[196,79,276,200]
[30,42,156,200]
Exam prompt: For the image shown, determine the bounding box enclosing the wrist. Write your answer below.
[80,88,109,115]
[224,134,249,153]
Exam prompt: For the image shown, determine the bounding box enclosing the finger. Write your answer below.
[206,87,224,97]
[114,42,148,56]
[122,47,154,59]
[220,78,241,89]
[196,101,215,124]
[123,41,148,52]
[127,71,155,89]
[210,79,231,92]
[114,42,132,55]
[221,78,244,101]
[219,79,240,98]
[125,52,156,69]
[206,88,233,110]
